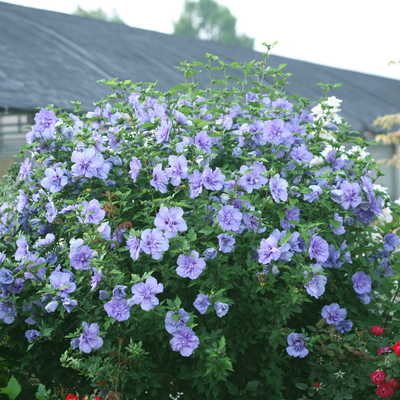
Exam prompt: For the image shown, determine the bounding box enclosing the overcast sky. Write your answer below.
[4,0,400,81]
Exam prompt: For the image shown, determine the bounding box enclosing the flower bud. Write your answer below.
[45,300,59,313]
[99,290,109,300]
[203,248,217,260]
[272,266,280,277]
[220,194,230,205]
[41,293,53,302]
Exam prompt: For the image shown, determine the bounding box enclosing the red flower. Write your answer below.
[371,371,387,385]
[371,326,384,336]
[378,346,391,355]
[388,378,400,390]
[314,382,320,388]
[66,395,79,400]
[393,342,400,356]
[376,383,394,398]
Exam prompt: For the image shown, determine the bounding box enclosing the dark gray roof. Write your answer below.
[1,1,399,133]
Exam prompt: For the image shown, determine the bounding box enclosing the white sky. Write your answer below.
[4,0,400,81]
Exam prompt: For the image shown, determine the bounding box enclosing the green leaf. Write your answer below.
[35,384,50,400]
[140,122,156,130]
[172,313,180,322]
[280,231,292,245]
[212,79,228,85]
[199,226,214,235]
[295,382,308,390]
[42,328,53,338]
[329,219,341,229]
[2,376,21,400]
[225,382,238,395]
[321,334,331,340]
[104,316,114,331]
[0,388,11,397]
[187,228,197,242]
[175,295,182,308]
[245,380,259,391]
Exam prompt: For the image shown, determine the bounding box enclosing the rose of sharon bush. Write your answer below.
[1,48,400,399]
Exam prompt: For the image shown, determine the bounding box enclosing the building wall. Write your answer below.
[0,112,33,181]
[365,143,398,200]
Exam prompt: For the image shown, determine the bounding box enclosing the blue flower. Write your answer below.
[166,155,188,186]
[384,233,399,252]
[335,320,353,334]
[62,298,77,313]
[78,322,103,353]
[214,301,229,318]
[321,303,346,325]
[193,294,211,314]
[112,285,128,300]
[104,298,130,321]
[41,167,68,193]
[71,148,103,178]
[99,290,109,300]
[304,265,327,299]
[309,236,329,263]
[286,332,309,358]
[176,251,206,280]
[351,271,372,295]
[170,327,199,357]
[218,205,243,232]
[45,300,59,313]
[0,268,14,285]
[25,329,41,342]
[340,181,361,210]
[269,175,288,203]
[203,248,217,260]
[165,308,190,333]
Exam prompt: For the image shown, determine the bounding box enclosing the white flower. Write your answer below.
[394,198,400,206]
[370,232,382,242]
[320,129,337,142]
[373,184,389,194]
[325,96,342,109]
[311,104,324,121]
[332,113,342,124]
[348,145,372,161]
[334,370,345,380]
[310,156,324,167]
[311,97,342,125]
[378,207,393,224]
[320,145,334,159]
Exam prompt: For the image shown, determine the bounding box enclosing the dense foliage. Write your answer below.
[2,45,400,400]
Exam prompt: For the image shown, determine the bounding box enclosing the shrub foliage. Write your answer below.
[1,45,400,400]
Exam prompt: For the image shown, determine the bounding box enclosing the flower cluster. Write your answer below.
[371,370,399,398]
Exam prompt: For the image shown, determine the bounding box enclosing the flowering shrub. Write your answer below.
[1,45,400,399]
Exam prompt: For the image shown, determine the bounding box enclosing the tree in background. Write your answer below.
[72,5,125,24]
[173,0,254,49]
[374,59,400,167]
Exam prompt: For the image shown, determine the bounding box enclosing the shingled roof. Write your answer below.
[0,1,399,133]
